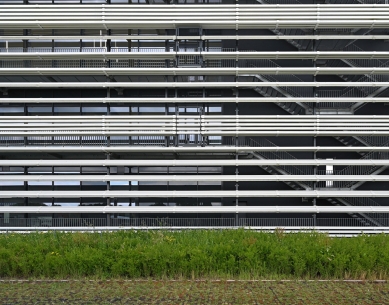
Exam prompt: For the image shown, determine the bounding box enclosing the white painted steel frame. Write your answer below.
[2,130,388,136]
[1,175,388,182]
[1,205,389,213]
[2,67,389,76]
[2,35,389,40]
[0,146,388,153]
[3,115,385,119]
[1,115,388,136]
[2,5,389,29]
[1,97,389,104]
[1,82,388,88]
[0,159,388,166]
[3,51,389,60]
[1,3,389,228]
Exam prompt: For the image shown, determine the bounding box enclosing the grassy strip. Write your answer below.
[1,281,388,304]
[1,230,389,279]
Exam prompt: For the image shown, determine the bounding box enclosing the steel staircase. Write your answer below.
[248,137,313,190]
[325,197,386,226]
[323,44,389,111]
[334,136,389,156]
[243,57,388,225]
[250,0,388,226]
[240,58,312,115]
[320,150,389,190]
[248,137,386,226]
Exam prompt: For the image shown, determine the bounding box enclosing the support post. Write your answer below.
[312,27,317,227]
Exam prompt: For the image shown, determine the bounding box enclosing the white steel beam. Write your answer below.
[2,51,389,60]
[0,97,388,104]
[1,82,389,88]
[1,115,388,136]
[0,159,388,166]
[2,35,389,40]
[1,5,389,29]
[0,131,387,137]
[1,205,389,213]
[1,67,389,76]
[0,115,387,119]
[0,146,388,153]
[1,175,388,182]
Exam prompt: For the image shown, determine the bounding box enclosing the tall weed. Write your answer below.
[1,230,389,279]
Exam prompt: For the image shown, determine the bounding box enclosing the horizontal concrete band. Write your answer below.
[0,159,387,166]
[1,205,389,213]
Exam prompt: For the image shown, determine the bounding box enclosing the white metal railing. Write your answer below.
[1,115,389,137]
[2,35,389,41]
[2,49,389,60]
[2,205,389,212]
[1,217,387,228]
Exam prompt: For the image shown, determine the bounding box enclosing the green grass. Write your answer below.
[1,280,388,304]
[1,230,389,279]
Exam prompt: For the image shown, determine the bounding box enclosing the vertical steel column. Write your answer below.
[235,32,239,227]
[105,27,112,224]
[174,30,179,147]
[127,29,132,67]
[200,27,205,147]
[165,30,170,147]
[106,153,111,226]
[80,29,84,66]
[312,27,317,227]
[22,25,29,217]
[23,166,28,219]
[106,33,112,224]
[51,29,55,216]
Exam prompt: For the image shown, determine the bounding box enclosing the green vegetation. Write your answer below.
[1,230,389,279]
[1,280,388,304]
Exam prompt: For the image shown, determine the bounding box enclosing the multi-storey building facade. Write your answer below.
[0,0,389,230]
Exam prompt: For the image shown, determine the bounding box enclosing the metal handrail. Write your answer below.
[0,217,388,228]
